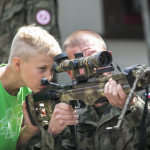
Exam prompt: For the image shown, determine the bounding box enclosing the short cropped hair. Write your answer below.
[63,30,106,51]
[8,24,61,64]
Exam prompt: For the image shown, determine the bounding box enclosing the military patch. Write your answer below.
[36,10,51,25]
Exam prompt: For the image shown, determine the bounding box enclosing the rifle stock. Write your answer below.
[57,73,130,105]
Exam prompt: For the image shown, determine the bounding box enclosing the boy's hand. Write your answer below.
[47,103,79,135]
[104,78,136,109]
[17,102,39,146]
[22,101,39,133]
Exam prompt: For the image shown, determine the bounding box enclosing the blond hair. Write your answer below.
[63,30,106,51]
[8,24,61,64]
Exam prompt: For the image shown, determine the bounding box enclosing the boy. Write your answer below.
[34,30,150,150]
[0,25,61,150]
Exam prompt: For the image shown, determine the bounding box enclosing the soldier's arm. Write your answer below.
[32,127,63,150]
[47,103,78,135]
[124,96,148,125]
[32,125,75,150]
[105,78,150,146]
[104,78,149,125]
[104,78,148,124]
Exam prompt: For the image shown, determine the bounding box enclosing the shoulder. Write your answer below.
[0,64,6,80]
[21,87,32,94]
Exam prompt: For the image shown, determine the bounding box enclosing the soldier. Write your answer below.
[33,30,150,150]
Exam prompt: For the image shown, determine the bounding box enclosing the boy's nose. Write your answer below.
[45,73,53,82]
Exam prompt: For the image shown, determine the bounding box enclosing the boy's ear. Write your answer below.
[13,57,21,71]
[66,70,73,79]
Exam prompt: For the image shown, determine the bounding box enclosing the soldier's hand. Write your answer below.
[104,78,136,109]
[47,103,79,135]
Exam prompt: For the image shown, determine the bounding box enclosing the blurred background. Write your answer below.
[0,0,150,85]
[1,1,150,150]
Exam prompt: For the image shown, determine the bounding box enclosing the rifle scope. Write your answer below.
[53,51,112,73]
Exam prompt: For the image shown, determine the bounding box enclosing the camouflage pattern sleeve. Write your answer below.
[125,96,150,145]
[32,124,76,150]
[62,126,75,150]
[125,96,150,127]
[32,128,54,150]
[32,128,63,150]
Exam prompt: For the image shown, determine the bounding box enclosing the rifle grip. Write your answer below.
[25,95,37,126]
[69,100,77,109]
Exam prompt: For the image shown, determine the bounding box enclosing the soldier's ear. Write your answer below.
[13,57,21,71]
[67,70,73,79]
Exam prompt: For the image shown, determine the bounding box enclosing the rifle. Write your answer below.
[25,51,150,130]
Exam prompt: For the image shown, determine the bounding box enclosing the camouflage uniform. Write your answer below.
[0,0,60,83]
[33,96,150,150]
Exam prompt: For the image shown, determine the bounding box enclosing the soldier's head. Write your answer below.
[63,30,107,79]
[8,24,61,92]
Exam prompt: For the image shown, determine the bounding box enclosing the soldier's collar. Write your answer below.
[78,104,121,127]
[99,103,121,125]
[78,105,99,127]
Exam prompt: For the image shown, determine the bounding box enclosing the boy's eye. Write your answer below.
[40,67,45,71]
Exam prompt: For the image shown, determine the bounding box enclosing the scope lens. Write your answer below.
[100,56,104,64]
[99,51,112,66]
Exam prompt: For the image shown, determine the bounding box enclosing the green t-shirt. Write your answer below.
[0,64,31,150]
